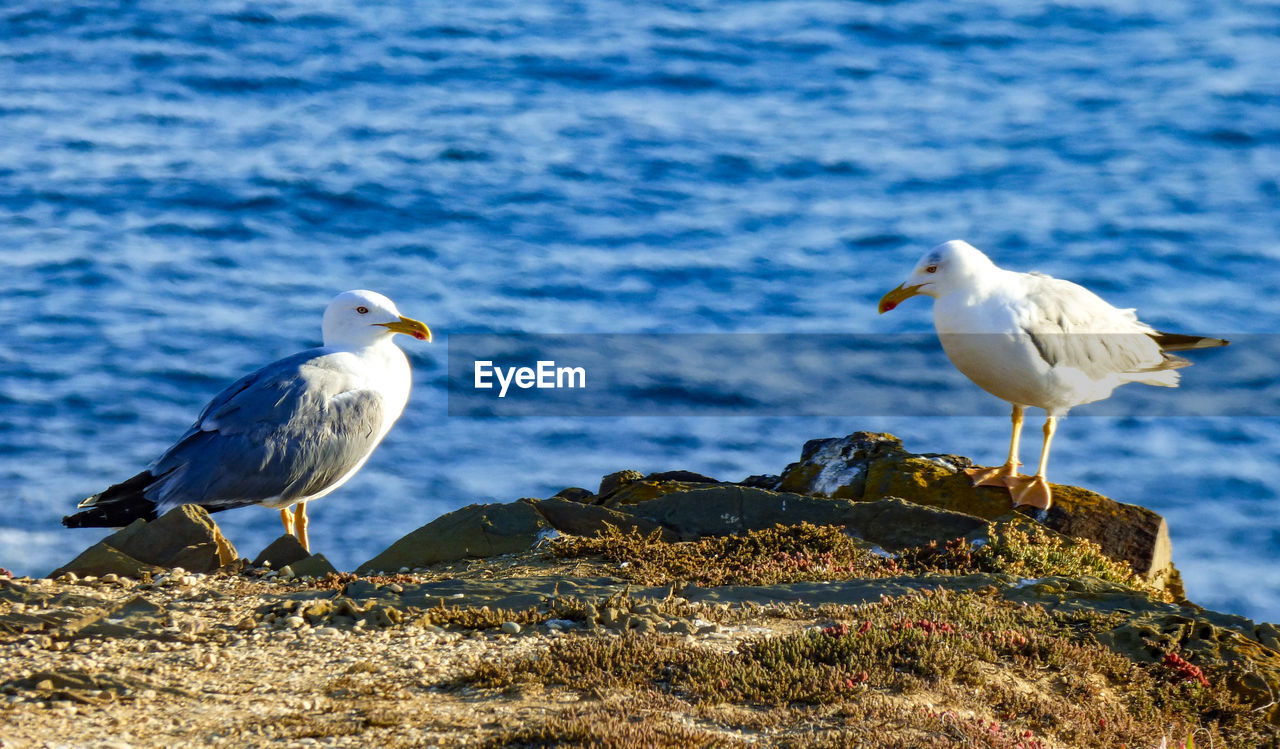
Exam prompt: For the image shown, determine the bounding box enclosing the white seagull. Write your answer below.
[64,290,432,551]
[878,240,1226,511]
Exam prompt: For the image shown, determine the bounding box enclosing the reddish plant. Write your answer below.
[1163,652,1209,688]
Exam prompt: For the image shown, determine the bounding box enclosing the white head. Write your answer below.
[321,290,432,349]
[878,240,999,313]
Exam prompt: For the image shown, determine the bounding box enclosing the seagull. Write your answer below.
[877,240,1226,511]
[63,290,432,552]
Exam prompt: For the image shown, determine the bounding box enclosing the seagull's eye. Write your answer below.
[356,306,369,314]
[925,265,938,274]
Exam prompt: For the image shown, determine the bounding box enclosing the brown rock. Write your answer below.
[288,553,338,578]
[532,497,677,540]
[643,470,720,484]
[356,499,552,574]
[107,506,238,572]
[619,485,858,540]
[840,497,989,550]
[252,534,311,569]
[48,541,165,580]
[597,470,644,498]
[552,487,594,502]
[72,596,172,639]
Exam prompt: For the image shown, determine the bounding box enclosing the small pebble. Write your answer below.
[284,616,306,629]
[100,573,119,584]
[500,621,522,635]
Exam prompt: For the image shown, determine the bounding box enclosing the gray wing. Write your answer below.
[144,349,386,513]
[1015,274,1176,378]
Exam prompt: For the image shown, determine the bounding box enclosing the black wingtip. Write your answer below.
[63,471,160,529]
[1153,331,1230,352]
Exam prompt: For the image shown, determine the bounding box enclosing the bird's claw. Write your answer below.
[964,462,1022,488]
[1002,475,1052,511]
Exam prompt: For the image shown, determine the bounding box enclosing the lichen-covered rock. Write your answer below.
[773,432,1171,582]
[52,505,237,578]
[356,499,552,574]
[596,470,644,498]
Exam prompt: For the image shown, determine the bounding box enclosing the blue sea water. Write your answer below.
[2,1,1278,619]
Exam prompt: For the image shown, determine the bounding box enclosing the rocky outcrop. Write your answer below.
[19,429,1280,743]
[356,499,554,574]
[51,505,237,579]
[350,431,1174,593]
[765,432,1172,583]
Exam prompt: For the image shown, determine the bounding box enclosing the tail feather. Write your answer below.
[62,471,159,528]
[1152,331,1230,352]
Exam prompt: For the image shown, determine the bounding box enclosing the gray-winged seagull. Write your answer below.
[878,240,1226,511]
[63,290,432,551]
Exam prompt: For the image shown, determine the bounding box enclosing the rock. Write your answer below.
[532,497,676,541]
[617,485,859,540]
[643,470,721,484]
[288,554,337,579]
[773,432,1171,580]
[72,596,173,639]
[739,474,781,489]
[48,542,165,581]
[500,621,521,634]
[552,487,594,502]
[53,506,237,579]
[356,499,552,574]
[108,506,238,572]
[252,535,310,570]
[840,497,989,550]
[343,580,379,599]
[597,470,644,498]
[0,669,186,700]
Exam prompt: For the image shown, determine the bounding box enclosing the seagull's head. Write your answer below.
[878,239,996,313]
[322,290,432,348]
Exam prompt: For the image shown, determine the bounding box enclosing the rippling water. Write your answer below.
[2,1,1278,619]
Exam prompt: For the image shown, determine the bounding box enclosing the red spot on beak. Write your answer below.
[412,331,428,340]
[882,301,897,312]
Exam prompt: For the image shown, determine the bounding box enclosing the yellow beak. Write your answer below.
[377,315,432,342]
[877,283,925,314]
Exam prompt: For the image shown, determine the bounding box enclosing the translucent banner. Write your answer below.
[446,333,1263,418]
